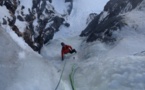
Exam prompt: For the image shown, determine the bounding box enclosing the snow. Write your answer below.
[42,27,145,90]
[0,27,65,90]
[15,19,27,33]
[99,11,108,23]
[5,26,28,50]
[51,0,68,14]
[123,10,145,33]
[19,0,32,14]
[0,6,12,23]
[18,51,26,59]
[107,27,145,58]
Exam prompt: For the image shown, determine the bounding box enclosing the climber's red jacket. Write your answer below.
[61,45,72,59]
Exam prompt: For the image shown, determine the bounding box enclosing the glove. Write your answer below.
[62,57,64,61]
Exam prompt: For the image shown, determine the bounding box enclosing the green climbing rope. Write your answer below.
[69,65,77,90]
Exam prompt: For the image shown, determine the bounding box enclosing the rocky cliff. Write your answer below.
[0,0,72,53]
[80,0,143,43]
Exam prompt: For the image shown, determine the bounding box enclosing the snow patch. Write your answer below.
[18,51,26,59]
[52,0,68,14]
[15,19,27,32]
[124,10,145,29]
[5,26,28,50]
[99,11,108,23]
[19,0,32,14]
[0,6,11,23]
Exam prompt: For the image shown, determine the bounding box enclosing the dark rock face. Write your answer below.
[49,0,52,3]
[86,13,98,24]
[80,15,101,37]
[104,0,143,17]
[12,25,22,37]
[17,15,24,21]
[86,16,124,42]
[24,0,65,53]
[65,0,73,15]
[80,0,143,43]
[3,0,18,14]
[2,18,7,25]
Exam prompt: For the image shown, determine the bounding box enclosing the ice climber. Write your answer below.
[61,42,77,61]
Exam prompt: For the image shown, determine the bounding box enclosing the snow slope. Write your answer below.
[0,27,68,90]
